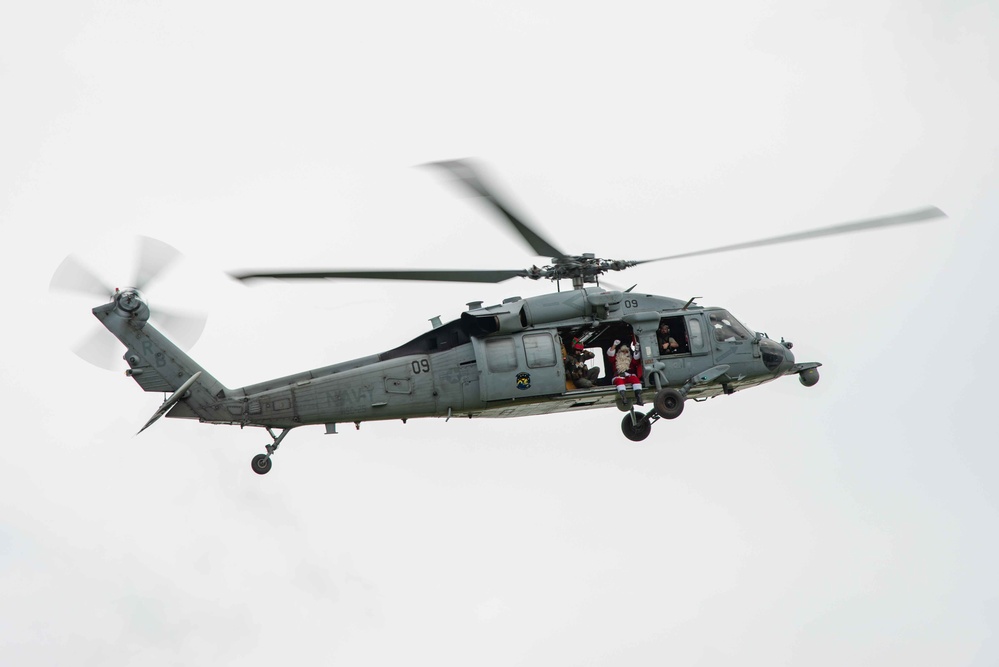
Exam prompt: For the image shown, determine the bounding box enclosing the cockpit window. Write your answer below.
[708,310,752,342]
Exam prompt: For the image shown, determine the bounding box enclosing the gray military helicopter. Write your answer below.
[54,160,946,474]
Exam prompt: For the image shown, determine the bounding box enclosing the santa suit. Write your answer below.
[607,342,642,394]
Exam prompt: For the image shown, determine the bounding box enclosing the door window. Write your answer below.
[485,337,518,372]
[523,333,557,368]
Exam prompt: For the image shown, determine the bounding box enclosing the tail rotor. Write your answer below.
[50,236,208,370]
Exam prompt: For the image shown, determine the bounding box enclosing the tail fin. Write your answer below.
[93,293,228,422]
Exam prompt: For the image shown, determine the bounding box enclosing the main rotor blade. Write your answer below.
[231,268,531,284]
[636,206,947,265]
[50,255,113,299]
[426,159,566,258]
[133,236,182,291]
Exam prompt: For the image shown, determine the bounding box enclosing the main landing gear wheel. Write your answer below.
[653,388,685,420]
[621,412,652,442]
[251,453,273,475]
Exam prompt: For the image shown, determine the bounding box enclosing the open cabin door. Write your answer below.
[471,330,565,401]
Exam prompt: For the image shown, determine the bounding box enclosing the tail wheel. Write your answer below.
[621,412,652,441]
[654,388,685,420]
[251,454,273,475]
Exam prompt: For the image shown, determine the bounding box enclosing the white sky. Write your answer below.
[3,1,999,665]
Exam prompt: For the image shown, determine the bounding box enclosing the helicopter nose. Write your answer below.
[760,337,792,373]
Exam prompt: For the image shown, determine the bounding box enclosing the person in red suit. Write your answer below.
[607,339,643,406]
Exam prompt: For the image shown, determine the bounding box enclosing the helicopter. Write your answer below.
[54,160,947,474]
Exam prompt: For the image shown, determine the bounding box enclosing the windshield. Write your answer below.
[708,310,753,342]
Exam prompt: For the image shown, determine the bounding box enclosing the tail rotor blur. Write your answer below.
[50,237,208,370]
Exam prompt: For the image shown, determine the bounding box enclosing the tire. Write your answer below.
[251,453,273,475]
[621,412,652,441]
[653,388,684,420]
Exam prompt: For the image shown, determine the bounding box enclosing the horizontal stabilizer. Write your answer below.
[137,371,202,435]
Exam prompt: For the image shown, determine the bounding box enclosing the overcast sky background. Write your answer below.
[3,1,998,665]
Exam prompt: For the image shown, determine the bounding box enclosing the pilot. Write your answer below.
[657,322,679,354]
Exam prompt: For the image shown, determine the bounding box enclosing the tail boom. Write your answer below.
[93,296,228,424]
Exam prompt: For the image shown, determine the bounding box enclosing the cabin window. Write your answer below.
[523,333,557,368]
[485,337,518,372]
[687,317,705,352]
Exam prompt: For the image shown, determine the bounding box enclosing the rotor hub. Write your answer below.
[113,288,151,322]
[115,288,145,311]
[533,255,639,284]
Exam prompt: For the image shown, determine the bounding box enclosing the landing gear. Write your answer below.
[615,385,687,440]
[250,427,292,475]
[621,411,653,441]
[251,453,272,475]
[653,388,685,420]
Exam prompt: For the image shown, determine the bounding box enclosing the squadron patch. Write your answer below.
[516,372,531,390]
